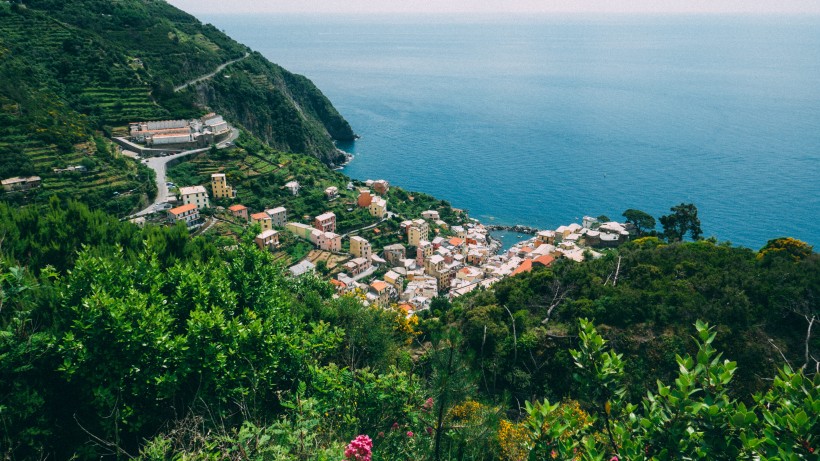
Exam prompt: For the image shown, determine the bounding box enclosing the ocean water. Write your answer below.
[199,14,820,249]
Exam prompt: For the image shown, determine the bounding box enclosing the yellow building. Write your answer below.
[211,173,236,199]
[369,197,387,218]
[407,219,429,247]
[255,229,280,250]
[350,236,372,259]
[251,212,272,231]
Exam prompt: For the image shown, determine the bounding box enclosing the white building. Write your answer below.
[422,210,440,220]
[178,185,210,209]
[285,181,300,196]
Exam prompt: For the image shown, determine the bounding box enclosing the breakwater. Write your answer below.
[485,224,541,235]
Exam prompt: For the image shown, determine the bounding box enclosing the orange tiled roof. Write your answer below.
[228,204,247,211]
[534,255,555,267]
[330,279,346,288]
[511,259,534,276]
[251,212,270,220]
[449,237,464,246]
[370,281,388,292]
[168,203,197,215]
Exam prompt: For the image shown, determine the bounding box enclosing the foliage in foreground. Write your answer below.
[502,319,819,460]
[0,202,817,460]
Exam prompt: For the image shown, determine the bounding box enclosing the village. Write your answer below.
[134,158,634,318]
[3,112,636,318]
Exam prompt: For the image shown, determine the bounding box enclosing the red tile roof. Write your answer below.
[511,259,534,277]
[228,204,247,211]
[168,203,197,215]
[449,237,464,246]
[251,212,270,220]
[534,255,555,267]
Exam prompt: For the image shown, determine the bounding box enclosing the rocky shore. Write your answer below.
[485,224,541,235]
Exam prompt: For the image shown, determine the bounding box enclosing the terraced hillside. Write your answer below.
[0,0,354,215]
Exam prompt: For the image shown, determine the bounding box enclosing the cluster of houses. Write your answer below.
[129,113,230,148]
[326,213,634,316]
[149,168,635,320]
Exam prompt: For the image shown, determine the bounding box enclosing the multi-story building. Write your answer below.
[324,186,339,200]
[383,244,406,266]
[255,229,280,250]
[318,232,342,252]
[357,189,373,207]
[350,236,372,259]
[179,185,209,209]
[313,212,337,233]
[406,219,429,247]
[167,203,200,226]
[368,280,396,307]
[369,197,387,218]
[211,173,236,199]
[286,222,314,241]
[343,257,371,276]
[251,212,273,231]
[416,240,433,266]
[265,207,287,228]
[384,270,403,291]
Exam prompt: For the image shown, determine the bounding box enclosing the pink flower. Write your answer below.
[422,397,434,411]
[610,457,619,461]
[344,435,373,461]
[406,431,414,437]
[391,422,399,430]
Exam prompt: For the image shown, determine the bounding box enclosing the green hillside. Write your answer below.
[0,0,354,214]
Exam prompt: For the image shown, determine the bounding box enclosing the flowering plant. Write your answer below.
[344,435,373,461]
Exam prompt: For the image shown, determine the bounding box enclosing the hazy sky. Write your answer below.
[165,0,820,15]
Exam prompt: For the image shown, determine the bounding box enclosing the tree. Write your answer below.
[758,237,814,263]
[622,208,656,235]
[659,203,702,242]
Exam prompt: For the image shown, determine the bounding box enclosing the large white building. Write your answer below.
[178,185,209,209]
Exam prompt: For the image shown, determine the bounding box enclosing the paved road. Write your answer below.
[130,127,240,218]
[174,52,250,93]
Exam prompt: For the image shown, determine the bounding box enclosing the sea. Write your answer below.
[198,13,820,249]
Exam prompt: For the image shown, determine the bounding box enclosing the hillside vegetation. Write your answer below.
[0,201,817,460]
[0,0,353,214]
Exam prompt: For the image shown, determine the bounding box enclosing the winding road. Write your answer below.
[130,127,240,218]
[173,52,250,93]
